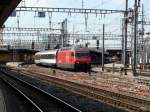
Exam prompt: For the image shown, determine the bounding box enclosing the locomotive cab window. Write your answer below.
[76,52,89,58]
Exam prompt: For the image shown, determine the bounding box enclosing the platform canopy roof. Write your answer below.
[0,0,21,27]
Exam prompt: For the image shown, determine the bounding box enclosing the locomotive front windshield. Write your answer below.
[75,52,89,58]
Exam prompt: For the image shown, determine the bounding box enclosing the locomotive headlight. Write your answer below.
[76,61,79,64]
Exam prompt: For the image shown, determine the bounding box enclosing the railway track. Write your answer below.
[0,77,42,112]
[24,65,150,98]
[7,67,150,112]
[26,64,150,88]
[0,68,82,112]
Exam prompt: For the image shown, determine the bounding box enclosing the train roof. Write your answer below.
[35,49,58,55]
[59,47,89,51]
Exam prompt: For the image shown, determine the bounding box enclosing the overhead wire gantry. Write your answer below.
[15,7,128,14]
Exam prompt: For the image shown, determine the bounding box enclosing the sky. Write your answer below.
[4,0,150,48]
[5,0,150,33]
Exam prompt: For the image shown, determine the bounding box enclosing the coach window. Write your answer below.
[48,54,51,59]
[42,55,46,59]
[52,54,54,59]
[47,54,49,59]
[51,54,55,59]
[37,55,40,59]
[46,54,49,59]
[38,55,40,59]
[47,54,50,59]
[40,55,42,59]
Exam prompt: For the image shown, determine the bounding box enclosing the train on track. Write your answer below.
[35,47,91,71]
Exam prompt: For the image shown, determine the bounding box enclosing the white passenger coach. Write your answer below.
[34,49,58,66]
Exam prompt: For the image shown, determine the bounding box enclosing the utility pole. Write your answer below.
[141,4,144,69]
[73,24,75,45]
[61,22,64,48]
[81,0,88,32]
[82,0,84,9]
[102,24,105,72]
[133,0,139,76]
[122,19,124,64]
[61,18,67,48]
[124,0,128,75]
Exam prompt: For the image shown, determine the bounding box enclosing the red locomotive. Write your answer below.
[56,47,91,71]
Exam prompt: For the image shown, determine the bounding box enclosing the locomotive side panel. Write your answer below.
[57,50,75,69]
